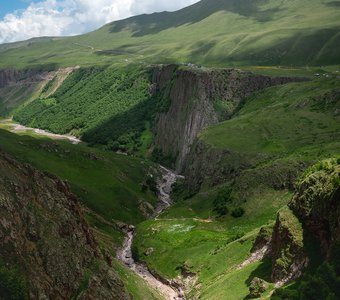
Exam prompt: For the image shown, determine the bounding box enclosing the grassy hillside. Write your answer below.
[0,127,166,299]
[131,77,340,299]
[133,188,289,299]
[0,129,157,231]
[201,78,340,158]
[0,0,340,68]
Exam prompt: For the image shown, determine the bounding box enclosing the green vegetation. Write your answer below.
[132,186,290,299]
[130,77,339,298]
[12,64,175,156]
[213,186,233,216]
[0,260,27,300]
[299,156,340,182]
[1,0,340,69]
[0,1,339,297]
[13,66,158,153]
[201,78,340,158]
[0,129,157,231]
[231,207,245,218]
[277,206,304,248]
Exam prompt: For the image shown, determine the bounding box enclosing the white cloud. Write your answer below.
[0,0,200,44]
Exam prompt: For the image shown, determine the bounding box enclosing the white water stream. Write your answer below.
[117,166,185,300]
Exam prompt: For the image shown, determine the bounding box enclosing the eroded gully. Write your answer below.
[117,166,185,300]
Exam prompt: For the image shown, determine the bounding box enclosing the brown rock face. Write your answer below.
[0,151,130,300]
[0,68,53,115]
[152,65,306,172]
[0,69,48,88]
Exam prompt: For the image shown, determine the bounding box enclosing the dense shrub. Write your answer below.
[14,65,158,154]
[145,176,158,195]
[0,262,27,300]
[231,207,245,218]
[213,186,233,216]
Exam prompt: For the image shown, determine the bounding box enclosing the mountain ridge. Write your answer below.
[1,0,340,68]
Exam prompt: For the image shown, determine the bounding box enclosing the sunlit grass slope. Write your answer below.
[200,78,340,157]
[1,0,340,68]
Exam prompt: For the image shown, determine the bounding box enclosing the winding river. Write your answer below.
[117,166,185,300]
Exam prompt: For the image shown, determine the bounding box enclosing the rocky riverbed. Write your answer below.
[117,166,185,300]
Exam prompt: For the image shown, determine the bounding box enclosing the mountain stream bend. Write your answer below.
[117,166,185,300]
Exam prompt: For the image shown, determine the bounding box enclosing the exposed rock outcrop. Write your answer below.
[247,277,268,299]
[0,69,50,88]
[271,207,308,286]
[0,151,130,299]
[182,139,259,191]
[152,64,306,171]
[289,160,340,260]
[270,159,340,286]
[0,67,76,116]
[183,138,307,192]
[251,226,273,254]
[0,69,52,115]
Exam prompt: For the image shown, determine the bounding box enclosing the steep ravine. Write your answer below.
[117,166,185,300]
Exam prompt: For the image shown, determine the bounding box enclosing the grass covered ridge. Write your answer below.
[0,0,340,68]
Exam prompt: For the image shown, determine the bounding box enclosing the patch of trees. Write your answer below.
[213,186,245,218]
[213,187,233,216]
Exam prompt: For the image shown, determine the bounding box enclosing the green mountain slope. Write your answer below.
[0,129,157,228]
[201,78,340,156]
[1,0,340,68]
[130,77,340,299]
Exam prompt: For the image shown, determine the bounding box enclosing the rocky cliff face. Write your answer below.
[152,65,305,171]
[182,138,307,193]
[182,139,255,191]
[0,68,75,116]
[0,151,129,299]
[0,69,50,88]
[269,159,339,285]
[0,69,52,116]
[270,207,308,286]
[289,160,340,259]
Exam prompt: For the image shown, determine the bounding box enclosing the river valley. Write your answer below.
[117,167,185,300]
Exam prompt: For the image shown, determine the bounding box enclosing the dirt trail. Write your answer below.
[117,166,185,300]
[10,122,81,144]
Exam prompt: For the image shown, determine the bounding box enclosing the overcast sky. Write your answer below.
[0,0,200,44]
